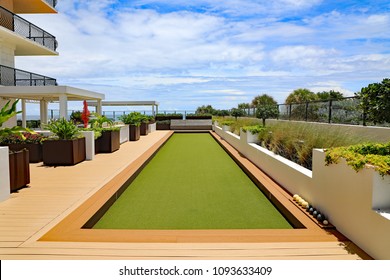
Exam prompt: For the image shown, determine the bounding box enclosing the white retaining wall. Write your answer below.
[214,123,390,259]
[0,147,10,202]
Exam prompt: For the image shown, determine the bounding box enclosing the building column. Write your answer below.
[21,99,26,128]
[96,99,102,115]
[59,94,68,120]
[39,100,49,127]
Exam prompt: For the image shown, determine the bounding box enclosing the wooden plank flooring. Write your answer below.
[0,130,372,260]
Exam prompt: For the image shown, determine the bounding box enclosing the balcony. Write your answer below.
[0,64,57,86]
[0,6,58,54]
[12,0,58,14]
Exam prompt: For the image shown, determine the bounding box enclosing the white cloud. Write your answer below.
[15,0,390,111]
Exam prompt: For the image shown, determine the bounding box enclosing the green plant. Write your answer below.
[0,99,27,137]
[89,113,114,128]
[45,118,82,140]
[257,122,364,170]
[0,132,46,144]
[325,142,390,176]
[70,111,82,124]
[242,125,267,135]
[119,112,143,126]
[220,120,235,126]
[355,78,390,125]
[230,108,245,120]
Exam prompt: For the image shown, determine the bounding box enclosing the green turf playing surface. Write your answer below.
[94,133,292,229]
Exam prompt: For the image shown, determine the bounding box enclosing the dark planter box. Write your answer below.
[129,125,140,141]
[185,115,212,119]
[42,138,86,166]
[156,123,170,130]
[140,122,149,136]
[155,115,183,121]
[7,143,43,163]
[95,130,120,153]
[9,149,30,192]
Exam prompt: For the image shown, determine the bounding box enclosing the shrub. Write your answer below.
[325,142,390,176]
[241,125,267,135]
[45,118,82,140]
[0,132,46,144]
[257,122,365,170]
[119,112,143,126]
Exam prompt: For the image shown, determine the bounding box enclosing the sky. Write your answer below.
[17,0,390,112]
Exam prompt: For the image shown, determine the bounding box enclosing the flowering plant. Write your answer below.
[0,132,46,144]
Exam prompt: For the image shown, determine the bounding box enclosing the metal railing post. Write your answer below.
[328,100,332,123]
[305,102,309,121]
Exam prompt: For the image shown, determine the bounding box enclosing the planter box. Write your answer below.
[9,149,30,192]
[7,143,43,163]
[43,138,86,166]
[185,115,212,120]
[95,130,120,153]
[148,122,156,133]
[156,122,170,130]
[140,122,149,136]
[119,125,129,143]
[129,125,140,141]
[240,128,259,143]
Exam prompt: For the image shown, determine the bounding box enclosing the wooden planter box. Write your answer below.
[7,143,43,163]
[156,123,170,130]
[9,149,30,192]
[129,125,140,141]
[42,138,86,166]
[140,122,149,136]
[95,130,120,153]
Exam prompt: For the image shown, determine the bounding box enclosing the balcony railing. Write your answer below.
[0,64,57,86]
[0,6,58,52]
[44,0,58,8]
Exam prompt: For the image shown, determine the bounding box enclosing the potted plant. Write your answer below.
[42,118,86,166]
[119,112,142,141]
[0,99,30,191]
[0,132,46,163]
[140,115,149,136]
[89,114,120,153]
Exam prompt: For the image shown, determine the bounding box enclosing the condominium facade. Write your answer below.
[0,0,58,86]
[0,0,104,127]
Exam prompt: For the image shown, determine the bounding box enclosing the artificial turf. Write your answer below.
[94,133,293,229]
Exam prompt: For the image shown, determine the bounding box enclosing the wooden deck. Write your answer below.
[0,131,372,260]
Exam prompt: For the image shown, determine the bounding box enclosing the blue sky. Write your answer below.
[18,0,390,112]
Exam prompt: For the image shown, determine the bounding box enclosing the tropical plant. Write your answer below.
[45,118,82,140]
[119,112,143,126]
[0,99,29,138]
[355,78,390,125]
[89,113,114,129]
[70,111,82,124]
[285,88,318,104]
[196,105,216,115]
[316,90,344,100]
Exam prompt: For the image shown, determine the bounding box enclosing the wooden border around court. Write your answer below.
[40,131,351,244]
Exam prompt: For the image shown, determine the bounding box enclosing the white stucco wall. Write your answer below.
[0,146,10,202]
[214,123,390,259]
